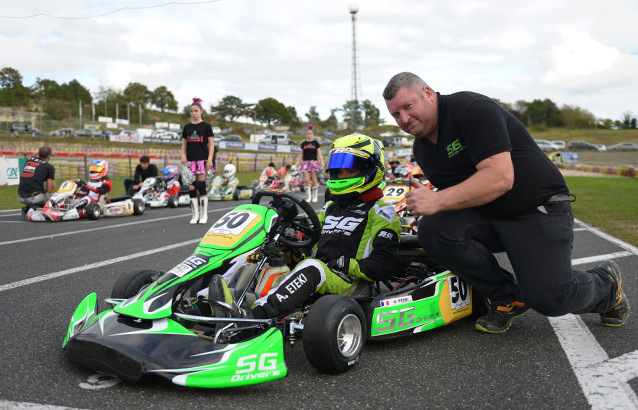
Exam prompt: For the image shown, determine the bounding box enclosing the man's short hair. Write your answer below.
[382,72,430,100]
[39,146,52,159]
[140,155,150,163]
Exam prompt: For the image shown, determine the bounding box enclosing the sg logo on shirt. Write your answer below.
[322,216,364,233]
[446,139,466,158]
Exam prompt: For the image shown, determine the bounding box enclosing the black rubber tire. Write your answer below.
[111,269,159,299]
[133,198,145,215]
[168,195,179,208]
[302,295,366,374]
[233,190,239,201]
[85,203,101,220]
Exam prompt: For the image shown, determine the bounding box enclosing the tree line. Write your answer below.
[0,66,635,130]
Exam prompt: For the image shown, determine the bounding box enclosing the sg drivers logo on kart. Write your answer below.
[231,353,281,383]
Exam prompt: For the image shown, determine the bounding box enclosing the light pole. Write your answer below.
[349,4,361,131]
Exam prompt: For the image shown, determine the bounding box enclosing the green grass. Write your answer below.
[564,176,638,246]
[530,128,638,145]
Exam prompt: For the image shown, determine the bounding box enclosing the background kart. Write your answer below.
[208,175,254,201]
[26,179,145,221]
[381,179,437,234]
[133,177,190,208]
[63,190,486,388]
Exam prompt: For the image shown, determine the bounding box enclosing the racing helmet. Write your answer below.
[264,166,276,178]
[326,134,385,199]
[412,165,425,179]
[162,165,179,181]
[89,160,108,179]
[393,164,414,179]
[290,165,299,176]
[224,163,236,179]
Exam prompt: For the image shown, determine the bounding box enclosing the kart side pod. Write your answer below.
[367,271,482,340]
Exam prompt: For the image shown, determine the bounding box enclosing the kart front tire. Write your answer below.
[303,295,366,374]
[168,195,179,208]
[233,191,239,201]
[133,198,145,215]
[86,203,101,220]
[111,269,159,299]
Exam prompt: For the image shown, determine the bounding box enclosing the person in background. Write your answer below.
[181,97,215,224]
[18,146,56,213]
[124,155,159,196]
[277,164,291,179]
[295,124,324,202]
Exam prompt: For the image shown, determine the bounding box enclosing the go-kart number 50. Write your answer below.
[211,211,260,236]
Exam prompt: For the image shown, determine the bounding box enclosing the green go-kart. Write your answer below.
[63,190,486,388]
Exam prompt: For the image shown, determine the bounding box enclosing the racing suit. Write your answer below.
[249,187,401,319]
[74,178,113,209]
[222,175,239,196]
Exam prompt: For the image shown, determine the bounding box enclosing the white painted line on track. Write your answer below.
[0,238,200,293]
[0,401,86,409]
[551,220,638,409]
[572,251,635,266]
[574,218,638,255]
[0,206,236,246]
[549,314,638,409]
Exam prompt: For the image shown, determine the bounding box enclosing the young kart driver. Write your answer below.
[73,160,112,209]
[209,134,401,319]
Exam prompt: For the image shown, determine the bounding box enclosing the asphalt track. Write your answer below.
[1,190,637,409]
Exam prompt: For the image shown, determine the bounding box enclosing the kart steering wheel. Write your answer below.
[252,189,321,248]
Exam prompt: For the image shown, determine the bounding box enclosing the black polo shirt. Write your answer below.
[413,91,567,218]
[18,157,55,195]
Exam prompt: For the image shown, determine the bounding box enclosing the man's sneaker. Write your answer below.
[599,260,630,327]
[475,301,529,333]
[208,275,253,319]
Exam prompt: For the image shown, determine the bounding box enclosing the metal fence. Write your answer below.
[34,150,300,181]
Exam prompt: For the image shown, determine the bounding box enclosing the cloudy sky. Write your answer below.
[2,0,638,126]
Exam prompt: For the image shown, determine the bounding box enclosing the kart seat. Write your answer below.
[227,263,292,307]
[342,279,372,301]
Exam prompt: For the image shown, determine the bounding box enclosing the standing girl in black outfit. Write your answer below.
[181,97,215,224]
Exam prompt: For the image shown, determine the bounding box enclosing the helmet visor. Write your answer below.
[89,165,105,174]
[327,151,356,170]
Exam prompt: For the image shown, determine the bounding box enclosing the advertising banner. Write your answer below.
[0,157,20,186]
[109,134,144,144]
[219,141,301,154]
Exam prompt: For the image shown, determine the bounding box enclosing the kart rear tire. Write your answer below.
[303,295,366,374]
[86,203,101,220]
[233,191,239,201]
[111,269,159,299]
[133,198,145,215]
[168,195,179,208]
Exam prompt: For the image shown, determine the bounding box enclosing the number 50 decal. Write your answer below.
[447,275,470,310]
[236,353,278,374]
